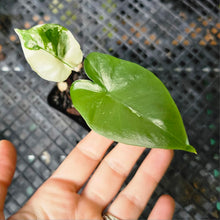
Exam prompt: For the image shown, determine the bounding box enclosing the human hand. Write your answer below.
[1,131,175,220]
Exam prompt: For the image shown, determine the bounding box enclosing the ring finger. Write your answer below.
[107,148,174,219]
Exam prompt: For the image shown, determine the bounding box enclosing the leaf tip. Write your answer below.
[14,28,21,34]
[14,28,19,35]
[186,145,197,154]
[14,28,23,39]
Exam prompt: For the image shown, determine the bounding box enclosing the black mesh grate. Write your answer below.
[0,0,219,219]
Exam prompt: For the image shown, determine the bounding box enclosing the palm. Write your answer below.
[1,131,175,220]
[10,178,101,219]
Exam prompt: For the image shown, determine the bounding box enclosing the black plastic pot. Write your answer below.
[47,68,90,131]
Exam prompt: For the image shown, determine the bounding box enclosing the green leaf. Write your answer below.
[70,52,196,153]
[15,24,83,82]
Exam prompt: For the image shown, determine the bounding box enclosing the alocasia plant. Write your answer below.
[15,23,196,153]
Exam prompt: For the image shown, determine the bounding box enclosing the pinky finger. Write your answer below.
[148,194,175,220]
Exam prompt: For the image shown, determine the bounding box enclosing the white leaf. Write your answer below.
[15,24,83,82]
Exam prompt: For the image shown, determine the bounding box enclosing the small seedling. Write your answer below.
[15,24,196,153]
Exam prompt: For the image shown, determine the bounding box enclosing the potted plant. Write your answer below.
[15,23,196,153]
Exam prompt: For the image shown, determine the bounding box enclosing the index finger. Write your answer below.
[51,130,113,191]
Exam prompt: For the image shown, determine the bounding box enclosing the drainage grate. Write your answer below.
[0,0,219,219]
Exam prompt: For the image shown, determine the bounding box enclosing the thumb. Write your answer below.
[0,140,17,220]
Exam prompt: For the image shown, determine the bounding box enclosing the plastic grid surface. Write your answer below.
[0,0,219,219]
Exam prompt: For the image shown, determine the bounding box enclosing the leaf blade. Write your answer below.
[71,52,196,153]
[15,24,83,82]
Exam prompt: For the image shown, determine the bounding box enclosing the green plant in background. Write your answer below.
[15,23,196,153]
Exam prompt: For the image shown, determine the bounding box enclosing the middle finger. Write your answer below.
[81,143,145,209]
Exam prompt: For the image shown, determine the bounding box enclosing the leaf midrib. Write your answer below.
[37,47,73,69]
